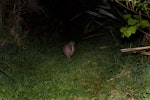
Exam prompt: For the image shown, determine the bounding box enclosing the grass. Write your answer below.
[0,31,150,100]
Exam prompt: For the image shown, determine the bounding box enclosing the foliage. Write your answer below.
[0,0,45,32]
[114,0,150,18]
[0,0,26,45]
[114,0,150,38]
[120,14,150,38]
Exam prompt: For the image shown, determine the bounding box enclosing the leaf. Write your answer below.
[127,26,137,34]
[120,26,137,38]
[120,27,131,38]
[139,20,150,28]
[123,14,131,20]
[123,31,131,38]
[128,18,137,25]
[120,27,127,33]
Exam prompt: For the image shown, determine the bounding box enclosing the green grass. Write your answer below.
[0,32,150,100]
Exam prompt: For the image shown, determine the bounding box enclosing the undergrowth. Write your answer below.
[0,30,150,100]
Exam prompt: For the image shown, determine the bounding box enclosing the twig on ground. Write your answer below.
[121,46,150,52]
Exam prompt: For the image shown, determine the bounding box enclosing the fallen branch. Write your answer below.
[121,46,150,52]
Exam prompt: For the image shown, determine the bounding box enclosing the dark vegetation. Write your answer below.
[0,0,120,41]
[1,0,149,43]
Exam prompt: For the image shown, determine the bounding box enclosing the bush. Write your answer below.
[113,0,150,38]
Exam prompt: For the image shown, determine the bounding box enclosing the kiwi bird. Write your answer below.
[63,41,75,59]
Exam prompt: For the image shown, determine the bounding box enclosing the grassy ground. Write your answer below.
[0,31,150,100]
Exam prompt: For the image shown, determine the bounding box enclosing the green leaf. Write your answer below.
[120,26,137,38]
[136,23,141,28]
[128,18,137,25]
[120,27,131,38]
[120,27,127,33]
[139,20,150,28]
[127,26,137,34]
[123,31,131,38]
[123,14,131,20]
